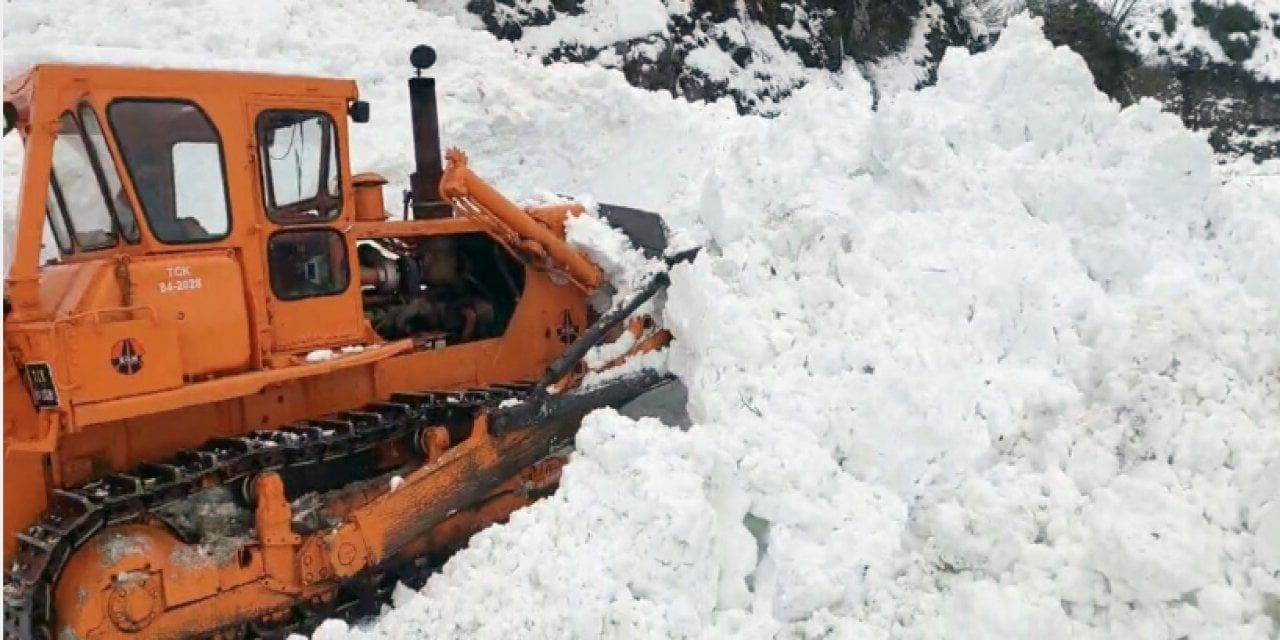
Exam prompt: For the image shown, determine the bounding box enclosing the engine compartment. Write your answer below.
[357,232,524,345]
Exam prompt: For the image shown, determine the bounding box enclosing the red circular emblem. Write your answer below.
[110,338,145,375]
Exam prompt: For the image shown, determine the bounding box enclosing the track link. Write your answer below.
[3,382,546,640]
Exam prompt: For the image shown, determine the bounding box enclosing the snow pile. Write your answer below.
[338,13,1278,640]
[4,2,1279,638]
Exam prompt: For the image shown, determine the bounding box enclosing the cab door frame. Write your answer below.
[245,95,365,354]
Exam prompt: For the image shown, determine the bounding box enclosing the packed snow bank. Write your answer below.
[342,12,1275,640]
[5,2,1278,638]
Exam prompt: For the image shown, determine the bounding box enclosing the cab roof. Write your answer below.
[5,45,326,81]
[4,58,358,119]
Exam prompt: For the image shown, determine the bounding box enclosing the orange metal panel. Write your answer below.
[124,251,253,377]
[60,313,184,404]
[56,420,129,487]
[373,340,487,396]
[300,365,376,417]
[69,339,411,427]
[352,216,484,238]
[241,379,307,432]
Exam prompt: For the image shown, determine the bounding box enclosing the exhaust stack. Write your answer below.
[407,45,451,219]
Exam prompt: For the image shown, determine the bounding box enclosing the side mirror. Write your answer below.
[348,100,370,123]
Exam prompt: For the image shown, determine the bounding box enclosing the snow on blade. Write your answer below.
[5,2,1279,639]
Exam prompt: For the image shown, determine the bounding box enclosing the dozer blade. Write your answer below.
[489,247,698,435]
[597,203,672,260]
[490,369,676,436]
[617,377,690,428]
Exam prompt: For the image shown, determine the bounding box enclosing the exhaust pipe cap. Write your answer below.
[410,45,437,74]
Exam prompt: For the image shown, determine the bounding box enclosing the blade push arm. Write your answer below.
[438,148,603,293]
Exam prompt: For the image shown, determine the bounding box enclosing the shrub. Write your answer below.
[1028,0,1144,103]
[1191,1,1261,62]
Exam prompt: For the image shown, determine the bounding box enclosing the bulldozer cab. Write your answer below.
[3,64,371,393]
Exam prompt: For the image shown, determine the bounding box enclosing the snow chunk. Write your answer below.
[564,202,665,302]
[304,350,336,363]
[304,344,370,363]
[1083,473,1222,602]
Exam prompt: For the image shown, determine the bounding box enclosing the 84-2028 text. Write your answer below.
[159,278,202,294]
[159,265,202,294]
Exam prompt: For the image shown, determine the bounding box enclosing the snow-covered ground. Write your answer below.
[1121,0,1280,81]
[4,1,1280,638]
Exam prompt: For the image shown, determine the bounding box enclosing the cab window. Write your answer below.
[108,100,231,244]
[51,112,117,250]
[45,180,73,254]
[79,105,140,243]
[256,110,342,223]
[267,229,350,300]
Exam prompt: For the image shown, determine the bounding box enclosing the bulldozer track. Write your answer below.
[3,381,555,640]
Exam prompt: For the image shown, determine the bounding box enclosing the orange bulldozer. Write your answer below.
[2,45,693,639]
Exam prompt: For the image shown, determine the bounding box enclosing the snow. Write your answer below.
[564,199,666,315]
[513,0,670,54]
[303,344,369,363]
[863,2,947,99]
[1115,0,1280,81]
[4,2,1279,639]
[563,202,677,376]
[578,348,670,389]
[677,15,843,115]
[303,349,336,363]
